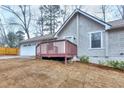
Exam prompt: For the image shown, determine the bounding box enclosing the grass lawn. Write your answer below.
[0,58,124,88]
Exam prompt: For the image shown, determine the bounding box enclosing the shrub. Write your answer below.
[101,60,124,70]
[80,56,89,63]
[117,61,124,70]
[106,60,120,68]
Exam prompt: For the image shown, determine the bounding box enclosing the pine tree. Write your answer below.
[7,32,18,48]
[37,5,62,35]
[16,31,25,41]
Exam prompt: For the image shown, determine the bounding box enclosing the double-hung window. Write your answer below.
[89,31,102,49]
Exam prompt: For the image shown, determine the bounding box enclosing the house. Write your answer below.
[106,19,124,60]
[20,9,124,63]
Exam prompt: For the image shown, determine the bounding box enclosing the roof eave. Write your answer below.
[105,25,112,30]
[54,9,111,37]
[54,9,78,37]
[78,10,111,27]
[106,26,124,31]
[20,37,57,44]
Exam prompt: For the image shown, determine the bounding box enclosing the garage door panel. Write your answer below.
[20,45,36,56]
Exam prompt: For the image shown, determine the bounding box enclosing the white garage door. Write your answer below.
[20,43,36,56]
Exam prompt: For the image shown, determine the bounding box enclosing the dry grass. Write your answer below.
[0,58,124,88]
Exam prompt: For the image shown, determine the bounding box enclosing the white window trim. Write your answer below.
[88,31,104,50]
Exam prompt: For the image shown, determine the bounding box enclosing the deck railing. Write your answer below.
[36,39,77,58]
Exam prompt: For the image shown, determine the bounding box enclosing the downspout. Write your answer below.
[105,25,111,57]
[105,31,109,57]
[76,13,79,57]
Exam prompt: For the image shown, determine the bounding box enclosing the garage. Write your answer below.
[19,34,56,56]
[20,43,36,56]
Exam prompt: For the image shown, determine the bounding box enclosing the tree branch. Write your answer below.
[117,5,123,18]
[1,6,25,25]
[27,6,31,29]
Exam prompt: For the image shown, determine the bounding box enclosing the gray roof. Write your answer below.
[108,19,124,30]
[20,34,56,44]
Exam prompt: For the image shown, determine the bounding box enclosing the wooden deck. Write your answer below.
[36,39,77,63]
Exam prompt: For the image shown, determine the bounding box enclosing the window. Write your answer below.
[89,31,102,49]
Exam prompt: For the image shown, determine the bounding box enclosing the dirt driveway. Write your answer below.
[0,56,35,59]
[0,58,124,88]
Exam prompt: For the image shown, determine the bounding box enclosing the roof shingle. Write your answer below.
[108,19,124,30]
[20,34,56,44]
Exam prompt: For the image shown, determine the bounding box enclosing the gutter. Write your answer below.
[106,26,124,31]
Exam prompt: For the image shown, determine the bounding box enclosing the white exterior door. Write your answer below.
[20,43,36,56]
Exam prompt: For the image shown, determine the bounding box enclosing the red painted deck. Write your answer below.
[36,39,77,63]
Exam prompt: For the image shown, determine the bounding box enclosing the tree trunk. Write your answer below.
[25,28,30,39]
[102,5,106,22]
[122,6,124,19]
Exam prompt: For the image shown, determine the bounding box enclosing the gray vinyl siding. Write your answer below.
[57,15,77,44]
[78,13,106,57]
[108,29,124,57]
[57,13,106,57]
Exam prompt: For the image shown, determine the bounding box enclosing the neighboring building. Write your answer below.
[20,9,124,63]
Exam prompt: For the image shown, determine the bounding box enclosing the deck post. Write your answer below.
[64,57,67,64]
[40,56,43,60]
[40,54,42,60]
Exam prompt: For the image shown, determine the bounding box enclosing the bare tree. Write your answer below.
[1,5,32,39]
[0,18,8,46]
[60,5,71,23]
[94,5,108,22]
[61,5,82,23]
[117,5,124,19]
[101,5,106,21]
